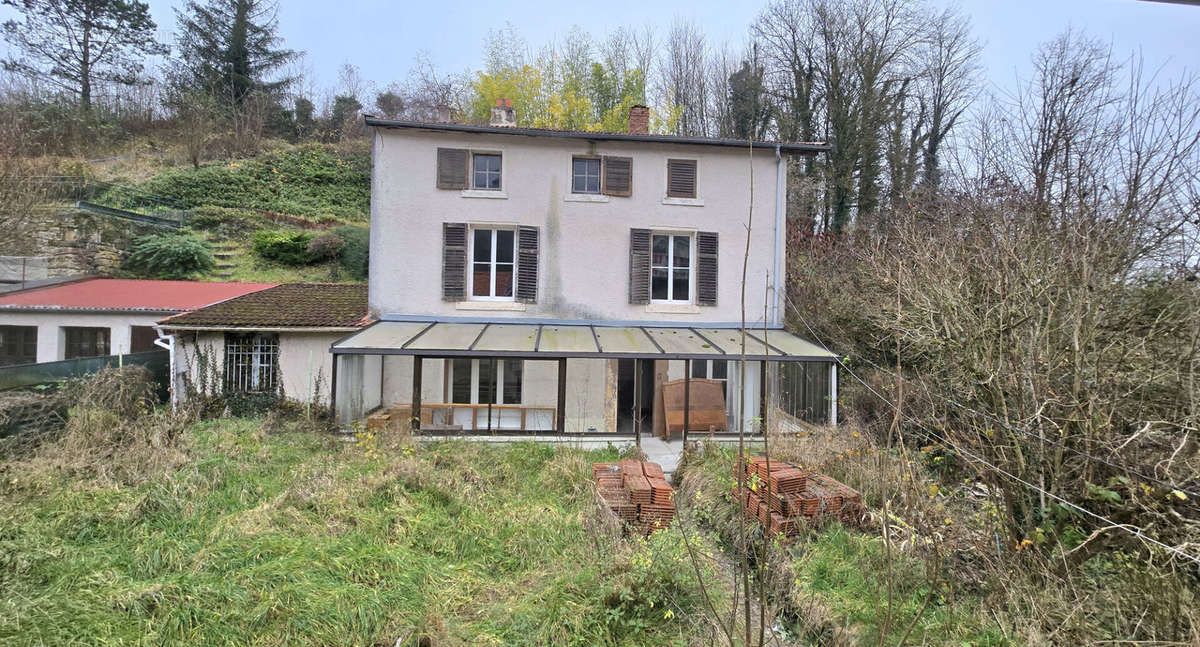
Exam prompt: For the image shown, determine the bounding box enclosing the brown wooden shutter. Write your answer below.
[436,148,469,189]
[602,156,632,196]
[442,222,467,300]
[667,159,697,198]
[516,226,539,303]
[629,228,650,304]
[697,231,718,306]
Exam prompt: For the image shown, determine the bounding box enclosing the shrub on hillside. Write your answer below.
[306,232,344,261]
[129,144,370,222]
[252,230,315,265]
[334,225,369,280]
[126,231,215,279]
[187,206,271,234]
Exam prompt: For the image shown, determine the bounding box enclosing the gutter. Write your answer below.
[773,145,785,327]
[153,327,177,411]
[157,325,366,333]
[0,306,182,315]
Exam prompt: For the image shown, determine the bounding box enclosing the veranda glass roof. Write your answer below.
[332,320,837,362]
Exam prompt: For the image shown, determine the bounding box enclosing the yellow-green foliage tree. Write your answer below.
[469,26,676,132]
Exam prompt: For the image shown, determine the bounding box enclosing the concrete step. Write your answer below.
[214,263,236,270]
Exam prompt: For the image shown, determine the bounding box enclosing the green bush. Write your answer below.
[333,225,369,280]
[126,231,215,279]
[187,206,271,234]
[306,232,345,261]
[117,144,370,222]
[252,230,316,265]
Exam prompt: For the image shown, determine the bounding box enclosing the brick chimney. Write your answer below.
[628,105,649,135]
[490,98,516,127]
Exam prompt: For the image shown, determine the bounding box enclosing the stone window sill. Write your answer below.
[661,196,704,207]
[564,194,610,203]
[461,190,508,199]
[456,300,526,311]
[645,303,701,314]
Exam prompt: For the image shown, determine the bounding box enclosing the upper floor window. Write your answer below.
[470,227,516,300]
[572,157,601,194]
[473,153,502,190]
[667,159,698,198]
[651,233,692,303]
[437,148,503,193]
[63,326,109,359]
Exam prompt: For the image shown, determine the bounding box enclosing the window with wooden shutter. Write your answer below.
[697,231,718,306]
[667,159,697,198]
[602,156,632,196]
[442,222,467,300]
[629,228,650,304]
[437,148,469,189]
[516,226,539,303]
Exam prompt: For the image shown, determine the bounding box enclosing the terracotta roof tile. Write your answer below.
[159,283,370,329]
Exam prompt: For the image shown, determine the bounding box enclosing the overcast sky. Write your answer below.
[3,0,1198,99]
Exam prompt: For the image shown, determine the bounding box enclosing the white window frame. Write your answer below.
[448,358,523,405]
[571,156,602,194]
[468,226,517,302]
[471,152,503,191]
[691,358,729,397]
[649,231,695,304]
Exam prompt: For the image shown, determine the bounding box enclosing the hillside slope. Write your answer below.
[105,144,370,225]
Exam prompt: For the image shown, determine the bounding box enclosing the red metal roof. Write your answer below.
[0,277,277,312]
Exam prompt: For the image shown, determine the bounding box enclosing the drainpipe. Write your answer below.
[773,145,785,326]
[153,327,177,411]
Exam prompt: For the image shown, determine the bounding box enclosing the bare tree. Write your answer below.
[916,5,980,193]
[660,18,710,136]
[756,0,978,231]
[0,110,50,254]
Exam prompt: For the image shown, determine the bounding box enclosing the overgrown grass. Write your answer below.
[111,144,369,223]
[0,420,726,645]
[789,525,1007,646]
[677,444,1011,646]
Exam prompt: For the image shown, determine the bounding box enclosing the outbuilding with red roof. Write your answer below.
[0,277,275,365]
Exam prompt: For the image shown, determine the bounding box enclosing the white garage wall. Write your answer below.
[0,311,166,362]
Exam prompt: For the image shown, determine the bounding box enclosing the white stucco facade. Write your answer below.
[0,310,170,363]
[174,330,348,405]
[368,127,787,325]
[342,118,828,433]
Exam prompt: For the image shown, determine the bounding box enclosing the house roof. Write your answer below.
[0,277,276,313]
[332,319,837,363]
[158,283,371,330]
[363,116,832,155]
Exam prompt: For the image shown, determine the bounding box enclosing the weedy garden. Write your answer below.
[2,365,1194,645]
[0,367,731,646]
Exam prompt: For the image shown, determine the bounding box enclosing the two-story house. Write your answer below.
[331,101,838,437]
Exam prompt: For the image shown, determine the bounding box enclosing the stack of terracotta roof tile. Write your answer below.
[594,460,676,535]
[735,455,865,540]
